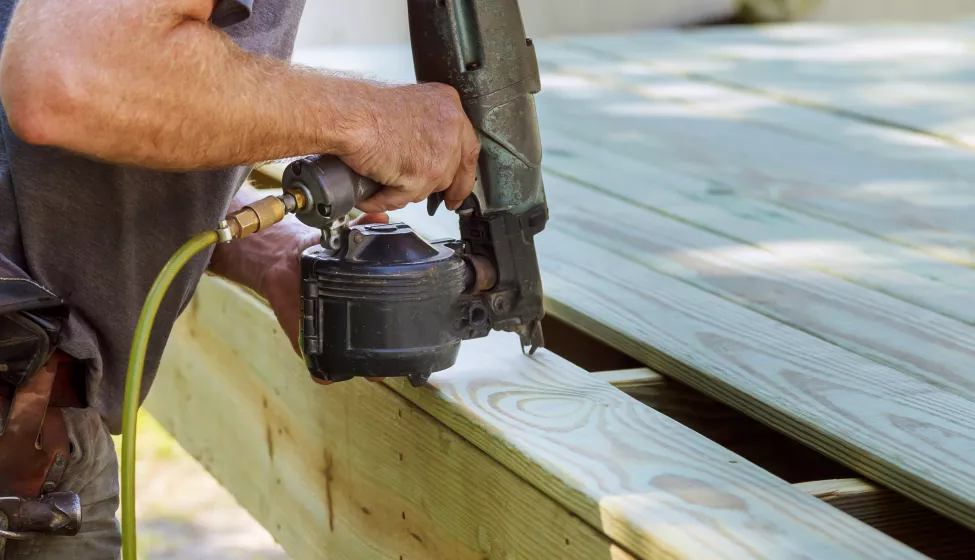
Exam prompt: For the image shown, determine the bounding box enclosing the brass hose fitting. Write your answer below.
[219,188,310,242]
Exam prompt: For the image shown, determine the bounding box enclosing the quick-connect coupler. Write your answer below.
[217,188,309,243]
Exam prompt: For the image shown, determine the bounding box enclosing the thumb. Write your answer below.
[351,212,390,226]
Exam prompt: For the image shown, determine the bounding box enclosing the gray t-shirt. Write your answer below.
[0,0,306,433]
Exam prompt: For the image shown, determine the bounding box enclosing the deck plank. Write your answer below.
[530,58,975,266]
[539,171,975,400]
[151,277,918,560]
[293,37,975,533]
[395,201,975,532]
[562,22,975,146]
[148,277,640,560]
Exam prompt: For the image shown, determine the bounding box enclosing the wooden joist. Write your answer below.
[149,276,923,559]
[796,479,975,560]
[148,277,637,560]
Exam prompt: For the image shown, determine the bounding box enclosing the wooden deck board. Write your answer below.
[396,200,975,530]
[149,277,920,560]
[562,22,975,146]
[539,171,975,400]
[530,57,975,267]
[148,277,639,560]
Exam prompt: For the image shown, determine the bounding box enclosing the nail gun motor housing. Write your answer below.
[300,223,491,387]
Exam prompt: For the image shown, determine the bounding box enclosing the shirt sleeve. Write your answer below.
[210,0,253,28]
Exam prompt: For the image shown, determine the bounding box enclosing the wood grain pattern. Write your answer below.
[151,276,919,559]
[543,37,975,180]
[383,169,975,535]
[536,130,975,327]
[517,227,975,532]
[278,41,975,547]
[147,276,638,560]
[529,56,975,266]
[383,332,922,559]
[796,478,975,559]
[292,45,975,322]
[561,24,975,145]
[539,171,975,401]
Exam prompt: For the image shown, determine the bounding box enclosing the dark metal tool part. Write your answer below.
[282,0,548,385]
[0,493,81,540]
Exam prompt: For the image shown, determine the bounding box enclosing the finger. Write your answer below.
[432,136,464,198]
[356,188,413,214]
[351,212,390,226]
[444,129,480,210]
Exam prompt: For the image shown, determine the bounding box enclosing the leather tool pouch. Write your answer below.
[0,255,66,388]
[0,255,80,547]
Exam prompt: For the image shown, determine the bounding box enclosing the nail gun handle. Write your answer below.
[283,155,381,231]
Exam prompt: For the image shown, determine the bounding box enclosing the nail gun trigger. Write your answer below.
[427,192,444,216]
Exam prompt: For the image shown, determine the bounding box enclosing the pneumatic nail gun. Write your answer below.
[281,0,549,386]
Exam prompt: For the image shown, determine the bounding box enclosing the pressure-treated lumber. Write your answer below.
[564,23,975,146]
[151,276,924,559]
[543,33,975,266]
[292,41,975,533]
[531,54,975,267]
[296,44,975,324]
[539,171,975,401]
[536,130,975,327]
[540,39,975,179]
[291,45,975,325]
[797,478,975,560]
[591,368,665,389]
[396,199,975,533]
[147,276,637,560]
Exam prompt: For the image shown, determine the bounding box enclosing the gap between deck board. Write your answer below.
[796,478,975,560]
[601,365,975,557]
[593,367,855,483]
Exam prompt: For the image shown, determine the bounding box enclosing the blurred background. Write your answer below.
[292,0,975,47]
[130,0,975,558]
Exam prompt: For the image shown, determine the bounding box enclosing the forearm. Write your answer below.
[207,183,318,295]
[0,0,380,170]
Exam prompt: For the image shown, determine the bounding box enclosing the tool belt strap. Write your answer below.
[0,355,85,409]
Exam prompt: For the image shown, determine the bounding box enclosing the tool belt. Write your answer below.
[0,255,82,552]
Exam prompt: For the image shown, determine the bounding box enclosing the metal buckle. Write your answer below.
[0,493,81,539]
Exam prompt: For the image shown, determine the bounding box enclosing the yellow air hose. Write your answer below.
[120,230,220,559]
[119,188,306,559]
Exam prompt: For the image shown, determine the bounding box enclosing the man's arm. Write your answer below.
[0,0,480,210]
